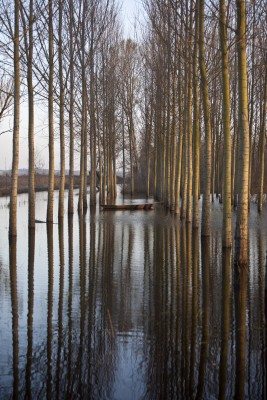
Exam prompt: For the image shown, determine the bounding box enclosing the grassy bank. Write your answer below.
[0,174,81,197]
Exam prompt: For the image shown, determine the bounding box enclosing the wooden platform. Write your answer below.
[100,203,156,210]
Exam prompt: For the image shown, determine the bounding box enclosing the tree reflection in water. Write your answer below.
[9,237,19,400]
[1,203,266,399]
[25,229,35,400]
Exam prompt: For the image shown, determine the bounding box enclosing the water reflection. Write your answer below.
[67,215,73,398]
[218,248,231,400]
[26,230,35,400]
[0,196,266,399]
[46,223,53,399]
[196,237,210,400]
[234,261,248,399]
[189,228,199,398]
[9,237,19,399]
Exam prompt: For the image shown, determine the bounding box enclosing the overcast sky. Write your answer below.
[0,0,141,171]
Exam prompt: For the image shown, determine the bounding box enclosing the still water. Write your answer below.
[0,190,266,399]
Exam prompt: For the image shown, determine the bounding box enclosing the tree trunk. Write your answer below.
[258,55,267,212]
[9,0,20,236]
[199,0,212,237]
[58,0,65,219]
[186,0,194,223]
[68,0,74,215]
[78,0,87,214]
[89,41,96,206]
[234,0,250,267]
[46,0,54,223]
[220,0,232,247]
[170,70,177,211]
[175,61,183,215]
[192,0,200,228]
[21,0,35,229]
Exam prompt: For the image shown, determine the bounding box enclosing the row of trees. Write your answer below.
[1,1,266,258]
[1,0,142,233]
[140,0,266,259]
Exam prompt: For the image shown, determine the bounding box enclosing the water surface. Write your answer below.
[0,191,266,399]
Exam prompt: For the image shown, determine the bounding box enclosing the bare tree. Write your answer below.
[9,0,20,237]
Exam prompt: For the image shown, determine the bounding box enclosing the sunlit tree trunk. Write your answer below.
[192,0,200,228]
[248,1,256,210]
[199,0,212,236]
[258,56,267,213]
[58,0,65,218]
[9,0,20,236]
[235,0,250,266]
[170,70,177,211]
[180,4,188,220]
[46,0,54,223]
[220,0,232,247]
[232,49,239,208]
[175,57,183,215]
[165,34,171,208]
[186,0,194,223]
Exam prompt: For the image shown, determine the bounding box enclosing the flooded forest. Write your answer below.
[0,0,266,399]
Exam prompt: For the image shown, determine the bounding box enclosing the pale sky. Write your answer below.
[0,0,141,171]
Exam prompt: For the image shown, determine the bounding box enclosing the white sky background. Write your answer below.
[0,0,142,171]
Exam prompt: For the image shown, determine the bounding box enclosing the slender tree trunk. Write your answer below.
[175,60,183,215]
[186,0,194,222]
[199,0,212,236]
[89,33,96,206]
[47,0,54,223]
[68,0,74,215]
[170,70,177,211]
[78,83,86,214]
[21,0,35,228]
[83,107,88,211]
[192,1,200,228]
[58,0,65,218]
[122,109,126,196]
[248,1,256,210]
[180,6,189,220]
[9,0,20,236]
[235,0,250,267]
[165,63,171,208]
[78,0,86,214]
[258,55,267,212]
[28,0,35,229]
[113,152,117,199]
[220,0,232,247]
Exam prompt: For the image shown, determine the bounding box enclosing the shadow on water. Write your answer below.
[1,195,267,399]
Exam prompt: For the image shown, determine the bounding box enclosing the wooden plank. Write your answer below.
[100,203,155,210]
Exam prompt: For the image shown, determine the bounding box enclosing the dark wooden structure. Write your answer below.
[100,203,156,210]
